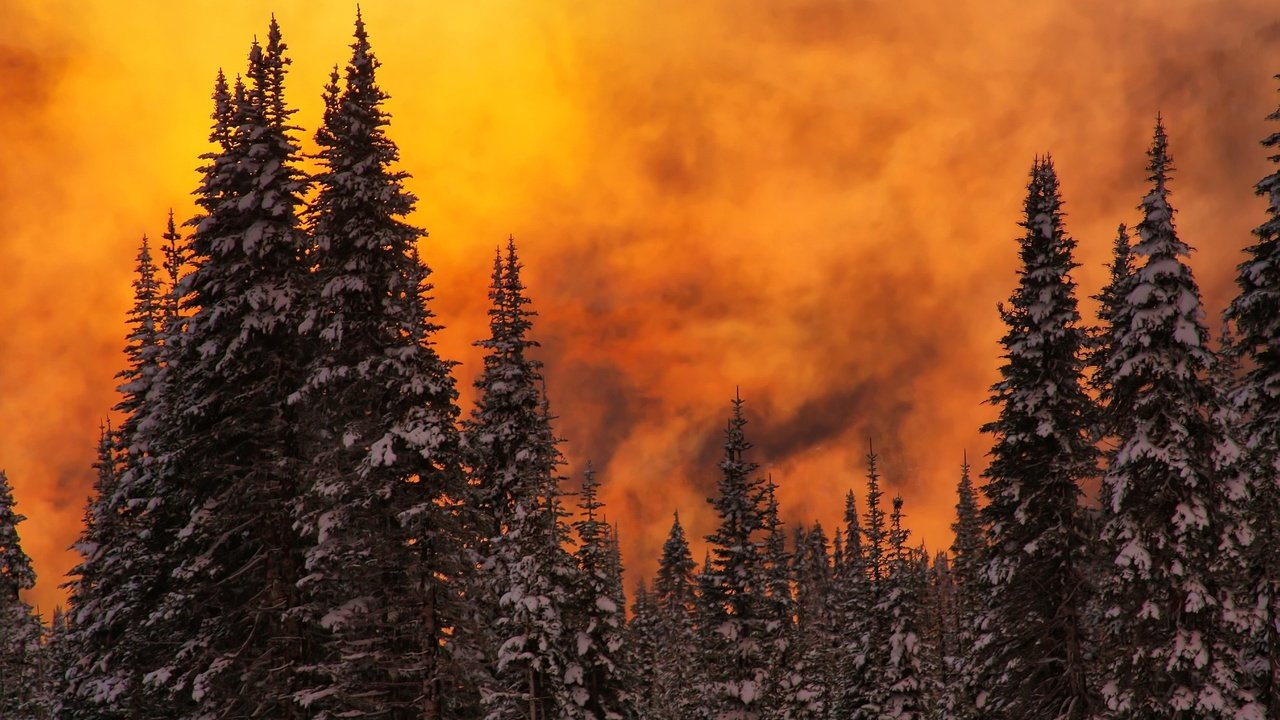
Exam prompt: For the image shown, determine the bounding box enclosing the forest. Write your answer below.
[3,12,1280,720]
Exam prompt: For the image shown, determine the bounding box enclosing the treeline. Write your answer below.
[4,12,1280,720]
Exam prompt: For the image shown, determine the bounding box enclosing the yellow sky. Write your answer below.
[1,0,1277,613]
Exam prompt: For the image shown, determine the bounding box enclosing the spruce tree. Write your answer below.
[758,478,796,720]
[566,465,635,720]
[832,487,874,720]
[876,497,927,720]
[148,19,314,718]
[469,239,577,720]
[293,13,465,719]
[625,582,659,718]
[1096,119,1250,718]
[652,512,700,720]
[62,234,169,720]
[0,470,43,719]
[977,156,1098,720]
[1224,71,1280,715]
[787,523,836,720]
[946,454,983,720]
[699,393,770,720]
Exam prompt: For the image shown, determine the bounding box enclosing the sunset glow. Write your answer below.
[2,0,1276,615]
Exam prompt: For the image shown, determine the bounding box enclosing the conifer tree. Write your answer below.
[1224,72,1280,715]
[832,487,874,720]
[293,13,465,719]
[566,465,635,720]
[147,19,314,718]
[62,234,171,720]
[787,523,836,720]
[946,454,983,720]
[699,393,770,720]
[759,478,796,720]
[625,582,659,718]
[469,239,577,720]
[1097,119,1251,718]
[876,497,927,720]
[652,512,700,720]
[977,156,1098,720]
[0,470,44,719]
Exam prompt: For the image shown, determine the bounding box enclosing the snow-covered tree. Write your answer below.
[469,239,578,720]
[831,486,875,720]
[625,581,659,717]
[758,478,796,720]
[699,393,770,720]
[651,512,701,720]
[0,470,44,719]
[566,465,635,720]
[785,523,837,720]
[61,233,172,720]
[1224,72,1280,714]
[875,497,928,720]
[146,19,315,718]
[1096,119,1252,718]
[291,13,466,719]
[977,156,1099,720]
[944,455,983,720]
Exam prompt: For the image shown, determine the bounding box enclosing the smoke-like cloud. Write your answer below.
[2,0,1277,610]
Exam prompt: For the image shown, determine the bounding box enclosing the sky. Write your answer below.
[1,0,1277,614]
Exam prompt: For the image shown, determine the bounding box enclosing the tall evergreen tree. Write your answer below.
[0,470,44,719]
[625,581,659,718]
[787,523,837,720]
[699,393,770,720]
[977,156,1098,720]
[293,13,465,719]
[469,239,577,720]
[147,19,314,718]
[876,497,927,720]
[1096,119,1251,718]
[946,454,984,720]
[831,486,874,720]
[758,478,796,720]
[566,465,635,720]
[651,512,700,720]
[1224,71,1280,716]
[62,233,171,720]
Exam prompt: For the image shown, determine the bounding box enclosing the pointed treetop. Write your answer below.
[1148,114,1174,192]
[0,471,36,601]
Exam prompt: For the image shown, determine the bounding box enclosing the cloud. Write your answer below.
[2,0,1277,608]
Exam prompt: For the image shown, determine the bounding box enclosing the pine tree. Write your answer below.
[293,13,465,719]
[147,19,314,718]
[0,470,44,719]
[699,393,770,720]
[946,454,983,720]
[1096,119,1251,718]
[469,239,577,720]
[566,465,635,719]
[926,550,959,720]
[62,234,170,720]
[625,582,659,718]
[758,478,796,720]
[977,156,1099,720]
[876,497,927,720]
[1224,71,1280,716]
[831,487,874,720]
[787,523,837,720]
[652,512,700,720]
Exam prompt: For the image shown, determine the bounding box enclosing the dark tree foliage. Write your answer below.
[1225,72,1280,716]
[1096,119,1250,719]
[978,156,1098,720]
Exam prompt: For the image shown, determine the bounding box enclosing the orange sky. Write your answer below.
[1,0,1277,614]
